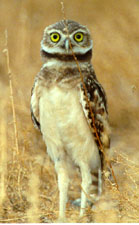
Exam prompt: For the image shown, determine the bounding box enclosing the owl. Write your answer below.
[31,20,110,221]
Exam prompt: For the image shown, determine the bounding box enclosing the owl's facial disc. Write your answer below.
[41,21,93,56]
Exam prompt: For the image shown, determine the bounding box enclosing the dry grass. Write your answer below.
[0,0,139,222]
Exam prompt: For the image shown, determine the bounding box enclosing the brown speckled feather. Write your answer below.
[30,78,41,130]
[80,69,110,168]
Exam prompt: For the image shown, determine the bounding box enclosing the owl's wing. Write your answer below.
[79,72,110,167]
[30,78,41,130]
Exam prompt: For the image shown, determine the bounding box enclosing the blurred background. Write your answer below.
[0,0,139,223]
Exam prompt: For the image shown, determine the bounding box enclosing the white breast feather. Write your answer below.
[39,85,100,169]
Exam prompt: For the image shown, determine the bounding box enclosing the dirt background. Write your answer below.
[0,0,139,223]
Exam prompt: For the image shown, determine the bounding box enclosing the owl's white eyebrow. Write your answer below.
[46,29,88,37]
[72,29,88,35]
[47,29,64,36]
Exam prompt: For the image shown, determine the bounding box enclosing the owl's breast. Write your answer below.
[39,85,84,131]
[39,85,100,168]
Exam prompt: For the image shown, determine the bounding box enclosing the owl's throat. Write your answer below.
[40,49,92,63]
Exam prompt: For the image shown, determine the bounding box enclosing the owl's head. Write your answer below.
[41,20,93,60]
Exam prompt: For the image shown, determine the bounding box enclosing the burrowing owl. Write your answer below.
[31,20,110,221]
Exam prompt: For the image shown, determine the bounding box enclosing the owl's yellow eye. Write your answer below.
[50,33,60,43]
[74,32,84,42]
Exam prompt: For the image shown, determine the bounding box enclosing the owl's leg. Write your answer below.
[91,167,102,208]
[79,163,92,217]
[55,159,69,220]
[98,167,102,196]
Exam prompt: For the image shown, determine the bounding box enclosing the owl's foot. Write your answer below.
[71,198,81,207]
[71,198,93,207]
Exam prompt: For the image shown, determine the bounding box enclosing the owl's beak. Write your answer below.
[65,39,70,53]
